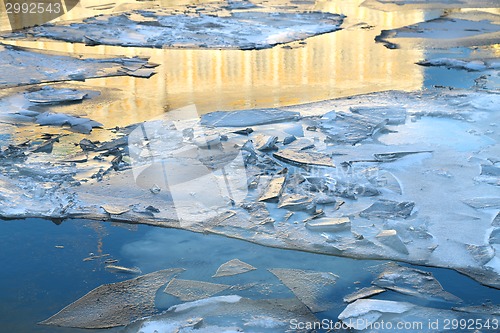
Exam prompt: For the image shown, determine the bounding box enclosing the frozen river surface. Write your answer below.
[0,0,499,332]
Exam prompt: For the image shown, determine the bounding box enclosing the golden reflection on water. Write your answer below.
[2,0,427,127]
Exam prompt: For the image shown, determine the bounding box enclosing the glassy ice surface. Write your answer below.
[0,0,499,332]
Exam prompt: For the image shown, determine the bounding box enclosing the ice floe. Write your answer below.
[123,295,317,333]
[376,11,500,49]
[40,268,184,328]
[0,44,156,88]
[6,8,344,50]
[371,262,462,303]
[338,298,500,332]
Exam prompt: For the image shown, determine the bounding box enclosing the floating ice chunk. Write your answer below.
[372,263,462,303]
[417,58,488,71]
[0,44,154,88]
[259,176,286,202]
[269,268,338,312]
[343,286,386,303]
[13,10,344,50]
[40,268,184,329]
[306,217,351,232]
[339,298,500,332]
[273,149,335,168]
[375,230,409,255]
[350,106,407,125]
[360,199,414,219]
[338,299,414,330]
[164,278,230,301]
[201,109,300,127]
[124,295,316,333]
[35,112,103,134]
[225,0,259,10]
[377,13,500,48]
[24,87,88,104]
[213,259,257,278]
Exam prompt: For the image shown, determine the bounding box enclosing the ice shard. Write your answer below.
[269,268,338,312]
[40,268,184,329]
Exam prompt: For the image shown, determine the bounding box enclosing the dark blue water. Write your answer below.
[1,218,499,332]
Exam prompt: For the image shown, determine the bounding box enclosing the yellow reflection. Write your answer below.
[2,0,425,128]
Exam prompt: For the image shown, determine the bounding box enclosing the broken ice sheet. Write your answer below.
[213,259,257,278]
[259,175,286,202]
[3,88,500,290]
[377,12,500,49]
[124,295,317,333]
[0,44,155,88]
[417,58,496,72]
[35,112,103,134]
[339,298,500,332]
[40,268,184,329]
[371,263,462,303]
[24,86,88,104]
[164,278,230,302]
[10,9,344,49]
[269,268,338,312]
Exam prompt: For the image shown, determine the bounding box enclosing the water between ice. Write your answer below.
[1,218,499,332]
